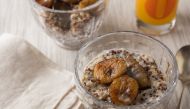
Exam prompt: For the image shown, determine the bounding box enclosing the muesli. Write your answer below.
[82,49,168,105]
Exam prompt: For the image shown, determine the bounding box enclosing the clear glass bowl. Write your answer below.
[74,31,178,109]
[29,0,106,50]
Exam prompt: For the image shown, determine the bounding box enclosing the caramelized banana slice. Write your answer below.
[36,0,54,8]
[109,75,139,105]
[53,0,72,10]
[63,0,80,4]
[79,0,97,8]
[126,55,151,89]
[94,58,127,84]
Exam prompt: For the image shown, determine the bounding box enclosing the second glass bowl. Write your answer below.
[30,0,106,50]
[74,31,178,109]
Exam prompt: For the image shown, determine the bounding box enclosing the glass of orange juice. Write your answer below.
[136,0,179,35]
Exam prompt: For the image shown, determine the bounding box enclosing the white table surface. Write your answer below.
[0,0,190,109]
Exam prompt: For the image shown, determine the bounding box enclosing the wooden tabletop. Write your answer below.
[0,0,190,109]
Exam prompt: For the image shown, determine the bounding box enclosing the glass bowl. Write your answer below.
[74,31,178,109]
[29,0,106,50]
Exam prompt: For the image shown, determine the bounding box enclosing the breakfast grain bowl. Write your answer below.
[30,0,107,50]
[74,31,178,109]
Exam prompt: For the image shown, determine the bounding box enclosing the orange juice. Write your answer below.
[136,0,179,25]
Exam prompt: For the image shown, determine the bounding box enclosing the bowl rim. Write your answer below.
[74,31,178,108]
[29,0,105,13]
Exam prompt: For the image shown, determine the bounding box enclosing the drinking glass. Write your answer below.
[74,31,178,109]
[136,0,179,35]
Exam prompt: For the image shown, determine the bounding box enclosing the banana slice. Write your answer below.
[36,0,54,8]
[79,0,97,9]
[109,75,139,105]
[94,58,127,84]
[126,54,151,89]
[63,0,80,4]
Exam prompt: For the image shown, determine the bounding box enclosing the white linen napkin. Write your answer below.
[0,34,80,109]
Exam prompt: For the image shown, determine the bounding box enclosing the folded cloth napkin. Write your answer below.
[0,34,81,109]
